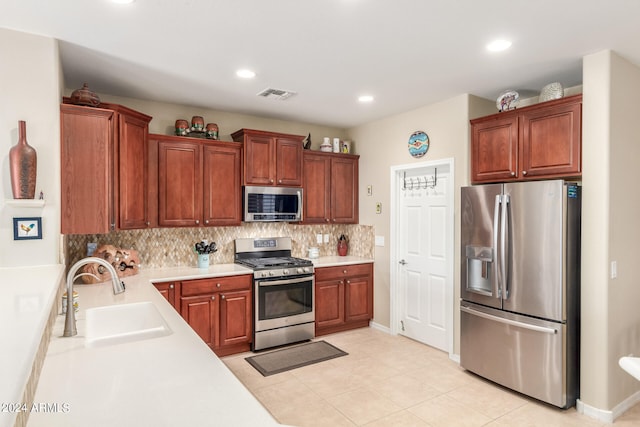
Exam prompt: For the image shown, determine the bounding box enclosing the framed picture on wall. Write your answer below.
[13,217,42,240]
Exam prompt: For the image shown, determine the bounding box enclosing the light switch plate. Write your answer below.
[375,236,385,247]
[316,234,323,244]
[323,234,329,244]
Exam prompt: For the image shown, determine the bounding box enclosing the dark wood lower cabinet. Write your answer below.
[315,263,373,336]
[178,275,253,356]
[153,281,179,309]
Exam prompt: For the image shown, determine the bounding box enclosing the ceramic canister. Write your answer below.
[191,116,204,131]
[175,119,189,136]
[205,123,219,140]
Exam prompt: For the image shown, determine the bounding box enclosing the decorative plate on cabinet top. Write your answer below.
[496,90,519,112]
[408,131,429,158]
[539,82,564,102]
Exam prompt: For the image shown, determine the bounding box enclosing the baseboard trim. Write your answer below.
[577,399,614,423]
[369,321,391,335]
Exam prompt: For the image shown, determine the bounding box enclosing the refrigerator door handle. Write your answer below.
[500,194,510,300]
[493,194,502,299]
[460,306,558,335]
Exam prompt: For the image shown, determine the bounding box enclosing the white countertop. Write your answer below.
[0,265,64,427]
[27,263,280,427]
[310,255,374,267]
[6,257,372,427]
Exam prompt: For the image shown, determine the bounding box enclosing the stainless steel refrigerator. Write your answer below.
[460,180,581,408]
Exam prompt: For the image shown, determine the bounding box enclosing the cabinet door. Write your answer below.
[345,275,373,323]
[315,279,345,329]
[153,281,179,310]
[331,156,359,224]
[471,116,519,183]
[219,289,252,347]
[302,153,331,224]
[158,140,202,227]
[244,134,275,185]
[203,143,241,226]
[60,104,115,234]
[181,295,218,349]
[275,137,303,186]
[118,113,150,229]
[520,101,581,178]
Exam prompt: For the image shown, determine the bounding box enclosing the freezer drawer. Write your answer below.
[460,302,577,408]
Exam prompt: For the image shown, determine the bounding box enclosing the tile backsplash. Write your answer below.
[65,223,374,269]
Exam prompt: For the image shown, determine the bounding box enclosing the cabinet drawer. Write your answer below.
[181,274,252,297]
[315,263,372,281]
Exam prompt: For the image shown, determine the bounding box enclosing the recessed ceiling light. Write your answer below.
[111,0,135,4]
[358,95,374,103]
[486,39,512,52]
[236,69,256,79]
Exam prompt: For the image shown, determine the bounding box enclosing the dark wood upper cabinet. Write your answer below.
[152,134,242,227]
[60,101,151,234]
[303,151,359,224]
[231,128,304,187]
[470,94,582,184]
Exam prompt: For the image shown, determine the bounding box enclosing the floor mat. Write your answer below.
[245,340,348,377]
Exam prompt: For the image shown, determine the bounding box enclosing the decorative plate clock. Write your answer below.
[408,131,429,158]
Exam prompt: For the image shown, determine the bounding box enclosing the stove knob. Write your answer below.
[283,269,289,275]
[261,272,268,278]
[296,268,304,274]
[304,267,311,273]
[269,271,275,277]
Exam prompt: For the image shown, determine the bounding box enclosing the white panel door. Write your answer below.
[398,167,450,351]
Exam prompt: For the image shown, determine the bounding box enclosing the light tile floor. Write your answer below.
[222,328,640,426]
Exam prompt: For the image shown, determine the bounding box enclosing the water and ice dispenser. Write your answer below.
[465,245,493,296]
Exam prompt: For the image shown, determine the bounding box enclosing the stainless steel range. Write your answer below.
[234,237,315,351]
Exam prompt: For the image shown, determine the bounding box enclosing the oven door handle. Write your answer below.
[257,276,313,287]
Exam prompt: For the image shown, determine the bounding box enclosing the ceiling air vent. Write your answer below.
[257,87,297,100]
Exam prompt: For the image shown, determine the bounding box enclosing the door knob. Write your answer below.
[399,259,407,265]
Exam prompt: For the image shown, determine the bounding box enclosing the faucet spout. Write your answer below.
[63,257,125,337]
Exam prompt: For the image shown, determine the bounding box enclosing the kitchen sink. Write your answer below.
[85,301,172,348]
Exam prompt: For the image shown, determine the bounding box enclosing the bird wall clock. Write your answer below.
[13,217,42,240]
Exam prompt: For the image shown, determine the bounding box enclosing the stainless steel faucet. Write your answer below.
[63,257,125,337]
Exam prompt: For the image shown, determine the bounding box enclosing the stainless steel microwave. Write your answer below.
[243,186,303,222]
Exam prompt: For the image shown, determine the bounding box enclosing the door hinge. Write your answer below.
[400,320,405,331]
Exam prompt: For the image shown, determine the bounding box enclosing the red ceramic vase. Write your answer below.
[9,120,37,199]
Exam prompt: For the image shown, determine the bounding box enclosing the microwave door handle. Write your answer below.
[493,194,502,299]
[500,194,510,300]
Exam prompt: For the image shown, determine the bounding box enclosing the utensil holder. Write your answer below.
[197,253,210,269]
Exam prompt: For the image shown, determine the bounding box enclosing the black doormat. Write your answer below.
[245,341,348,377]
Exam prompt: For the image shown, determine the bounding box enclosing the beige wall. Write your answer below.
[346,93,494,352]
[582,50,640,412]
[68,91,348,149]
[0,28,62,267]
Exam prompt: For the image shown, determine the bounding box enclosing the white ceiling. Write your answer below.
[2,0,639,128]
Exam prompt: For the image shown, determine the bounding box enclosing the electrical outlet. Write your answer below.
[316,234,323,244]
[323,234,329,244]
[367,185,373,196]
[376,202,382,214]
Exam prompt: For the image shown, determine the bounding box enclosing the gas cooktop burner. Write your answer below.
[237,256,313,270]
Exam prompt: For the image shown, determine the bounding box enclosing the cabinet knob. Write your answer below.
[346,280,351,284]
[270,179,274,184]
[204,220,209,224]
[211,296,215,300]
[343,270,347,274]
[169,284,174,289]
[278,179,282,184]
[325,218,330,222]
[510,171,516,176]
[221,295,226,300]
[216,283,221,288]
[339,280,344,285]
[195,220,200,224]
[145,221,151,226]
[522,170,527,176]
